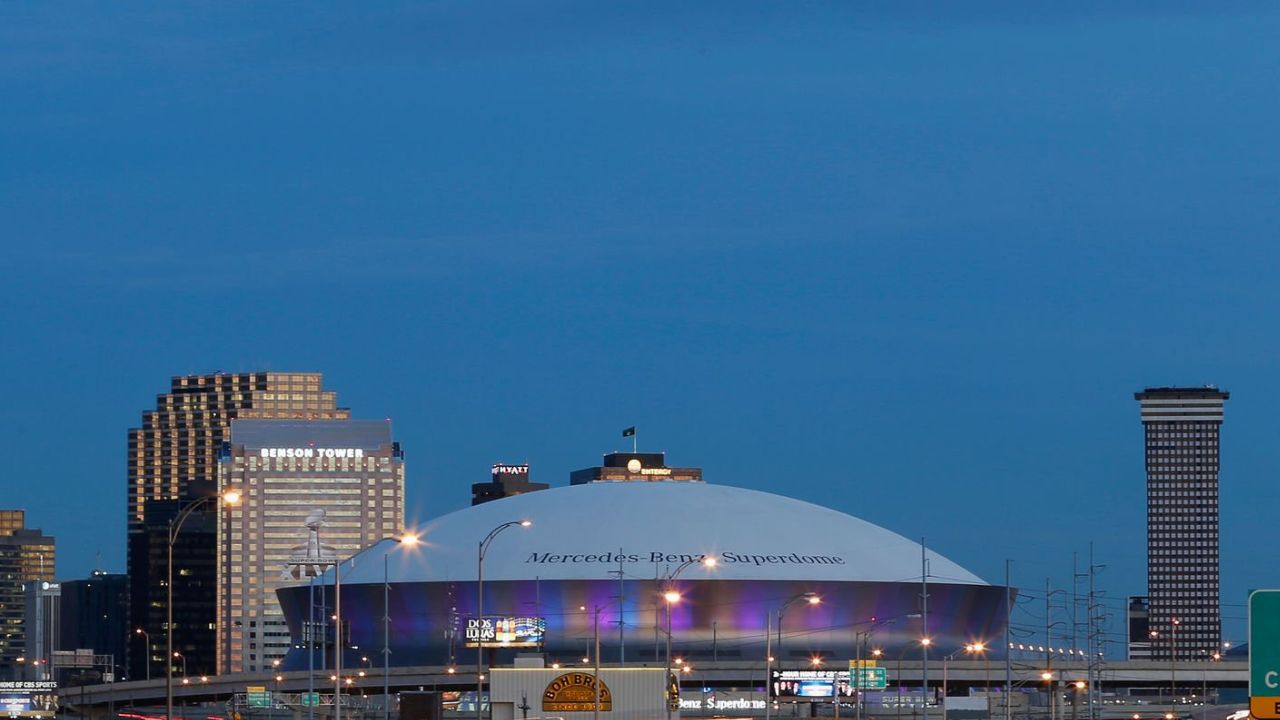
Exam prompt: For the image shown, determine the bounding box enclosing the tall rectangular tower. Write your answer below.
[1135,386,1227,662]
[216,419,405,673]
[0,513,56,676]
[127,372,349,679]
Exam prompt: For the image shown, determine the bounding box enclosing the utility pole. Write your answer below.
[765,613,773,720]
[1046,578,1055,720]
[1086,546,1106,720]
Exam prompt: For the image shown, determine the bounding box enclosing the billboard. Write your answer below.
[464,616,546,647]
[770,670,853,700]
[0,682,58,719]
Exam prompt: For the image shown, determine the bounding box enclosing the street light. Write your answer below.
[134,629,151,681]
[588,598,624,720]
[1203,649,1221,706]
[1041,671,1057,720]
[968,643,990,710]
[1170,618,1180,717]
[662,556,717,720]
[851,618,897,720]
[764,592,821,720]
[385,533,419,720]
[476,520,531,720]
[166,487,240,720]
[173,652,187,677]
[940,646,969,704]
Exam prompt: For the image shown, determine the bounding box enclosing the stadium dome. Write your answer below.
[339,481,987,586]
[277,481,1007,669]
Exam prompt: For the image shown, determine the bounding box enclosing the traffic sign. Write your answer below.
[1251,590,1280,719]
[299,692,322,707]
[246,686,272,708]
[850,668,887,690]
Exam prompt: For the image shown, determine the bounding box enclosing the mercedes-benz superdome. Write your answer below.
[276,481,1011,669]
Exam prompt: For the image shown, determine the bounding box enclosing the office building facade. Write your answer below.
[21,582,59,681]
[471,463,549,505]
[216,419,405,673]
[1135,386,1227,661]
[1125,596,1151,660]
[0,512,56,676]
[59,571,128,677]
[127,372,349,679]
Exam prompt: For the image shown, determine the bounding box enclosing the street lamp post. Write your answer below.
[941,644,987,706]
[172,652,187,677]
[384,533,418,720]
[1041,672,1056,720]
[1170,618,1179,717]
[135,629,151,681]
[271,669,282,720]
[969,643,989,714]
[590,603,612,720]
[853,631,870,720]
[764,592,821,720]
[167,488,240,720]
[1204,650,1220,706]
[662,557,717,720]
[941,649,956,705]
[921,637,933,720]
[476,520,532,720]
[852,618,896,720]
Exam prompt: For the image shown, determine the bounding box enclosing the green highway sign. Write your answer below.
[299,693,322,707]
[851,668,888,690]
[246,687,272,708]
[1251,590,1280,720]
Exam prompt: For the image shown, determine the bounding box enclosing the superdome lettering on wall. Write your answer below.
[523,551,845,566]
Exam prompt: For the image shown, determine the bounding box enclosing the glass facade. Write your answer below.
[126,372,350,679]
[216,419,405,673]
[0,515,56,675]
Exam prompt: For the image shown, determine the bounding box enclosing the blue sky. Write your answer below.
[1,2,1277,647]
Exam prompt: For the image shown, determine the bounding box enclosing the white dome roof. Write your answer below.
[336,482,987,586]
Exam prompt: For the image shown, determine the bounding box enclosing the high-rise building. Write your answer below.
[1125,596,1151,660]
[0,512,56,675]
[471,463,548,505]
[1135,386,1227,661]
[127,372,349,679]
[59,570,128,677]
[216,419,405,673]
[21,581,59,681]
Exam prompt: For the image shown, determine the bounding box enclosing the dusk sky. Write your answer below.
[2,2,1277,647]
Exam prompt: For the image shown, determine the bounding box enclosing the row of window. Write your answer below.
[1149,491,1215,497]
[1146,430,1219,437]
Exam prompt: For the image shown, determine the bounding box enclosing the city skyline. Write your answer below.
[1,370,1267,649]
[2,2,1278,653]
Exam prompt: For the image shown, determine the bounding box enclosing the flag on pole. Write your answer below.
[622,426,636,438]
